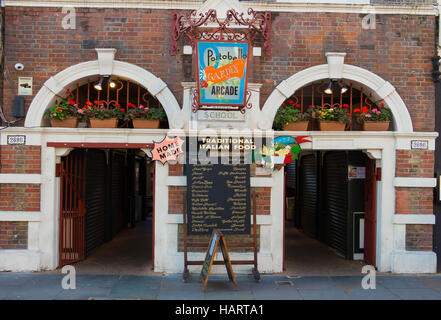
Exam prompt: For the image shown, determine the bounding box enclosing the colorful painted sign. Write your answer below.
[252,136,311,170]
[197,41,249,106]
[151,136,184,164]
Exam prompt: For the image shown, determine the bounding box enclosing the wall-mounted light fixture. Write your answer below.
[94,76,116,91]
[324,80,348,95]
[94,78,104,91]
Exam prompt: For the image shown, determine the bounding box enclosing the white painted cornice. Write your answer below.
[2,1,439,16]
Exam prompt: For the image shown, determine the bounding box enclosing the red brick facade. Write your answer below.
[396,150,434,178]
[0,146,41,174]
[395,150,434,251]
[0,184,40,211]
[2,8,436,132]
[0,221,28,249]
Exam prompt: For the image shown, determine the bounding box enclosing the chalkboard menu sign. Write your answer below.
[187,164,250,235]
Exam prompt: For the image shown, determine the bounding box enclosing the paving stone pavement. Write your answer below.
[0,272,441,300]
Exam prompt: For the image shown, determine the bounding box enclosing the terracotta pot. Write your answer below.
[89,118,119,128]
[50,117,78,128]
[362,121,390,131]
[283,121,309,131]
[132,119,160,129]
[319,121,347,131]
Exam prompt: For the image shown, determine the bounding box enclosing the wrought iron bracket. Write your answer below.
[170,8,271,55]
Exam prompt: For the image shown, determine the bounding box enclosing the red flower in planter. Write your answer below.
[120,108,125,112]
[114,103,121,107]
[86,101,93,106]
[353,108,361,112]
[69,100,75,105]
[65,90,71,95]
[343,104,349,108]
[362,106,368,112]
[380,103,385,107]
[295,104,301,108]
[57,107,63,111]
[289,100,294,104]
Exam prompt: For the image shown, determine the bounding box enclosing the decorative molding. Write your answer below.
[364,149,382,160]
[260,63,414,132]
[2,1,438,16]
[326,52,346,79]
[25,60,182,129]
[95,48,116,75]
[394,177,436,188]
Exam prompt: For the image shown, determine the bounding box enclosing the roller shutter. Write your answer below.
[323,151,349,259]
[85,149,107,257]
[299,154,318,238]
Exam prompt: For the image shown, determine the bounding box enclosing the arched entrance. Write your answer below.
[24,48,184,129]
[258,53,413,133]
[258,55,416,274]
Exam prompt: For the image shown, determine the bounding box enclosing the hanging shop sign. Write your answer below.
[151,136,184,164]
[252,136,311,170]
[196,41,249,107]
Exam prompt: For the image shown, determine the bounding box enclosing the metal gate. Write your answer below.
[364,158,377,267]
[58,150,86,267]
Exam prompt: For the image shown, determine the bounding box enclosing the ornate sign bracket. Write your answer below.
[173,8,269,113]
[170,8,271,56]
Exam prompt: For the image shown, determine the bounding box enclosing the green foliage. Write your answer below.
[126,103,166,120]
[359,107,392,123]
[273,105,312,130]
[315,107,351,123]
[44,101,79,120]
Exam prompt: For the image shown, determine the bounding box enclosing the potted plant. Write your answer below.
[315,106,351,131]
[126,102,166,129]
[358,105,392,131]
[273,103,313,131]
[44,91,82,128]
[83,101,127,128]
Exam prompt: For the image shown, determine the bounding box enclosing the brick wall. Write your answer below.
[395,149,434,251]
[3,8,436,131]
[395,187,432,215]
[169,163,183,176]
[0,221,28,249]
[0,184,40,211]
[396,150,434,177]
[406,224,432,251]
[0,145,41,174]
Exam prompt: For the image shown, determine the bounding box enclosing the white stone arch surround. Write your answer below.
[25,49,183,129]
[258,63,414,133]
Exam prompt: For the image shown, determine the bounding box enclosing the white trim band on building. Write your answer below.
[0,174,42,184]
[0,212,41,222]
[392,214,436,225]
[2,1,439,16]
[394,177,437,188]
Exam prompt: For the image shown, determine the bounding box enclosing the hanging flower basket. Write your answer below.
[362,121,390,131]
[319,121,346,131]
[132,119,160,129]
[283,120,309,131]
[89,118,119,128]
[50,117,79,128]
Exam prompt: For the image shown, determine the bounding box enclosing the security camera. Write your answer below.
[14,63,24,71]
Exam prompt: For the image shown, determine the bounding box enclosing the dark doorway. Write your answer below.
[58,148,154,274]
[284,150,376,275]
